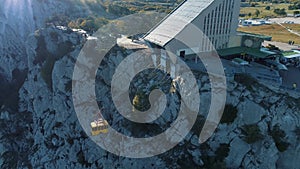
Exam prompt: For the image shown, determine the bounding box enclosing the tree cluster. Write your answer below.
[274,8,287,15]
[68,16,109,32]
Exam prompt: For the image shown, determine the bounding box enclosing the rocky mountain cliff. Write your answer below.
[0,1,111,153]
[1,1,300,168]
[0,25,299,168]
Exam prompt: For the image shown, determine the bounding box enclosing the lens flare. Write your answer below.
[3,0,35,37]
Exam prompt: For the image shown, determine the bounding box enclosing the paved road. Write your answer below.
[269,17,300,24]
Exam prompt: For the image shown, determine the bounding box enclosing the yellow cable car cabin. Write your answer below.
[91,118,109,136]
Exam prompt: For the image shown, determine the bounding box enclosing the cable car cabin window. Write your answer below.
[92,127,96,131]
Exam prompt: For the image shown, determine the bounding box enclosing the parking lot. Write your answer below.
[269,17,300,24]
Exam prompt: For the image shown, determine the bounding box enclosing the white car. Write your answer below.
[284,21,294,24]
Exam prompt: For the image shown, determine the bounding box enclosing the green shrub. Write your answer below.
[274,8,287,16]
[270,124,290,152]
[107,4,132,16]
[289,3,300,10]
[41,57,56,90]
[56,41,74,58]
[199,142,228,169]
[201,155,227,169]
[241,124,264,144]
[220,104,238,124]
[34,35,51,65]
[77,150,91,167]
[132,90,150,111]
[255,9,260,17]
[215,143,230,161]
[234,73,258,91]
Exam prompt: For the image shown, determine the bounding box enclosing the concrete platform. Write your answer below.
[117,35,148,50]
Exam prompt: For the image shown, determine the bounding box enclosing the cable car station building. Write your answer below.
[143,0,278,77]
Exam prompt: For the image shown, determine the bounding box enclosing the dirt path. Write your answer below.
[277,22,300,37]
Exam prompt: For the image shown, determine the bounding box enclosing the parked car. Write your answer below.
[284,21,294,24]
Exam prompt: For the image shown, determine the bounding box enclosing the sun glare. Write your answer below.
[3,0,34,37]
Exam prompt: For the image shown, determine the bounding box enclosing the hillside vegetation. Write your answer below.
[239,1,300,44]
[238,24,300,44]
[240,0,300,18]
[45,0,299,45]
[48,0,182,32]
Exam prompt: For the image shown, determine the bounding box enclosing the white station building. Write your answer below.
[143,0,241,77]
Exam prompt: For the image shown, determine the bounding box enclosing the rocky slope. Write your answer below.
[0,0,110,82]
[0,25,299,168]
[0,1,300,167]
